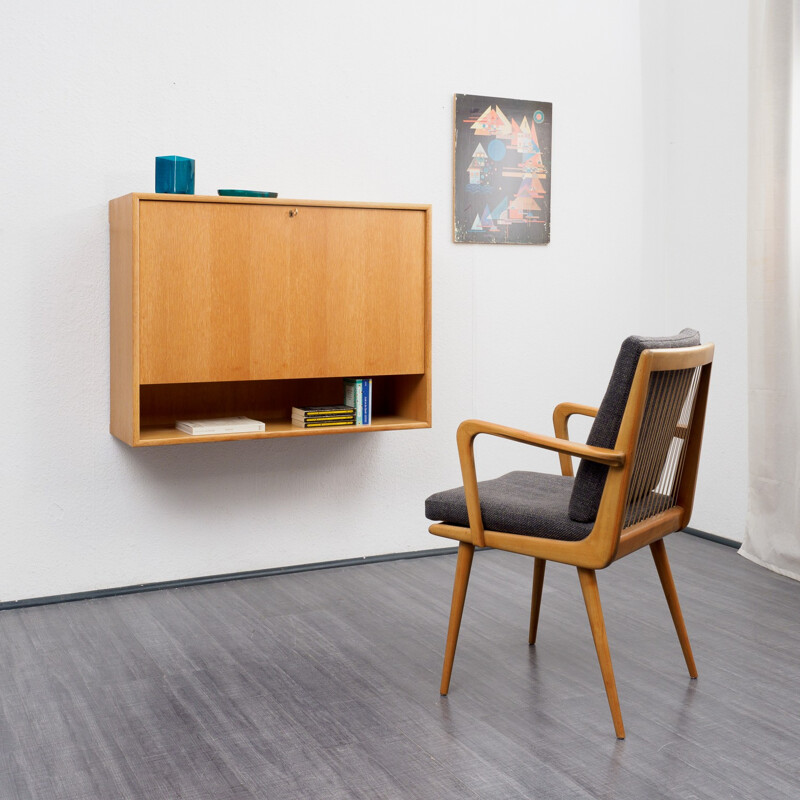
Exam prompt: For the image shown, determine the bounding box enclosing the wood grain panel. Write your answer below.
[139,201,426,384]
[138,201,255,384]
[248,205,426,379]
[137,417,429,445]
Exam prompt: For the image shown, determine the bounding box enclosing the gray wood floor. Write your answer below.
[0,533,798,799]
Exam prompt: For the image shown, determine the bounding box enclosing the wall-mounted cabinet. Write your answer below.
[110,194,431,446]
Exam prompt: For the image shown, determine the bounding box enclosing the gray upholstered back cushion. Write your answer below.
[567,328,701,523]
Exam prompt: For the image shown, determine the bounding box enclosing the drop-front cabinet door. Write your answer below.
[138,200,427,385]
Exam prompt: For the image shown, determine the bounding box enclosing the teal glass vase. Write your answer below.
[155,155,195,194]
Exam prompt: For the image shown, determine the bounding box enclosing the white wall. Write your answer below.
[446,0,751,544]
[640,0,749,540]
[0,0,748,602]
[472,4,647,477]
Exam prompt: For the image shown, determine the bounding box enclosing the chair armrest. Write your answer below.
[552,402,598,437]
[458,419,623,466]
[456,418,624,547]
[552,403,599,476]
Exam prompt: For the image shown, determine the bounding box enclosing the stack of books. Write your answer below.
[344,378,372,425]
[291,405,356,428]
[176,416,265,436]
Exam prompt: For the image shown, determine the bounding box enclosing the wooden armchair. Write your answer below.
[425,331,714,738]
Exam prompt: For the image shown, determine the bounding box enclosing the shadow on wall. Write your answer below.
[111,431,387,517]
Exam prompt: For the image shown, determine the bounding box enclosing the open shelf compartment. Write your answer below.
[135,374,430,446]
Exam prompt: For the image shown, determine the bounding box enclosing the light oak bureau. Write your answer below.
[109,194,432,446]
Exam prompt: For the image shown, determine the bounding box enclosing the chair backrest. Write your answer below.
[620,354,707,528]
[568,329,701,523]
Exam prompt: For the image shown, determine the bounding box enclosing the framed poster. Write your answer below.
[453,93,552,244]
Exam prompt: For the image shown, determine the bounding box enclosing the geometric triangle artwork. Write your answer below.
[454,93,552,245]
[491,196,509,220]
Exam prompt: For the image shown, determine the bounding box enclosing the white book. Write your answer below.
[175,416,265,435]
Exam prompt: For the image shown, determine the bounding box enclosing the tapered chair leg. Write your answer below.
[529,558,547,645]
[577,567,625,739]
[650,538,698,678]
[440,542,475,695]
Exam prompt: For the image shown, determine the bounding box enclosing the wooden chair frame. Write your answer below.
[429,344,714,738]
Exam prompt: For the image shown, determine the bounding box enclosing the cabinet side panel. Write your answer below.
[424,205,432,425]
[109,195,136,444]
[388,374,430,424]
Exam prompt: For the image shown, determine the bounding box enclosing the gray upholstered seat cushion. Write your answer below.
[568,328,700,523]
[425,471,595,542]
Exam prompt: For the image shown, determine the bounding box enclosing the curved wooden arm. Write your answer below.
[552,402,599,476]
[456,418,625,547]
[458,419,622,466]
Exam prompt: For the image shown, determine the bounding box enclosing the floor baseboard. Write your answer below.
[0,546,460,611]
[1,527,739,611]
[683,526,740,549]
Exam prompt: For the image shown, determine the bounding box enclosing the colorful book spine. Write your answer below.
[344,378,373,424]
[291,405,355,419]
[362,378,372,425]
[292,418,355,428]
[344,378,364,424]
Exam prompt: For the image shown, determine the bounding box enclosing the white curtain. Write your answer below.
[740,0,800,580]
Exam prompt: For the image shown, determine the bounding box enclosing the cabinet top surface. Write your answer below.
[111,193,431,212]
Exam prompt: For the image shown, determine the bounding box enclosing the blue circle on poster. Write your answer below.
[488,139,506,161]
[533,110,545,124]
